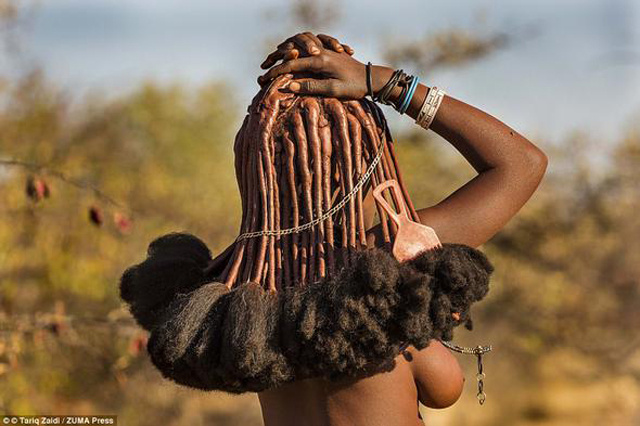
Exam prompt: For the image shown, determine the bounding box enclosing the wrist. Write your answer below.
[371,65,404,105]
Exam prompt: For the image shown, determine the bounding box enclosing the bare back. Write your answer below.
[256,196,467,426]
[258,340,465,426]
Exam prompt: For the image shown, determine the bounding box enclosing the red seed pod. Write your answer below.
[35,178,50,199]
[114,211,133,234]
[89,205,103,226]
[25,176,50,201]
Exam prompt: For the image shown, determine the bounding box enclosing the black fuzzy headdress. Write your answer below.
[120,232,492,393]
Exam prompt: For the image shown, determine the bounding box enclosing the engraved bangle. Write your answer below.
[416,87,446,130]
[416,86,437,127]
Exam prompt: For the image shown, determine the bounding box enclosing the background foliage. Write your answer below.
[1,1,639,425]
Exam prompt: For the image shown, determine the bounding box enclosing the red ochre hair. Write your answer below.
[213,75,422,290]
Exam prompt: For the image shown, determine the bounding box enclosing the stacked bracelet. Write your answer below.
[415,86,446,130]
[371,68,439,120]
[372,69,421,115]
[398,75,419,115]
[375,69,404,105]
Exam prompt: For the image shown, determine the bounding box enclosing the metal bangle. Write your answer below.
[376,69,403,105]
[392,72,412,111]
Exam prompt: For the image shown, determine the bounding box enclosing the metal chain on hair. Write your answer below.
[235,131,386,242]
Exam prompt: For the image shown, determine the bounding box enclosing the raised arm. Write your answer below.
[377,71,549,247]
[259,34,548,248]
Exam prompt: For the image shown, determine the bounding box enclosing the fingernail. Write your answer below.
[310,47,320,54]
[289,82,300,92]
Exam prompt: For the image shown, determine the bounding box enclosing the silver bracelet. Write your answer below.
[415,87,446,130]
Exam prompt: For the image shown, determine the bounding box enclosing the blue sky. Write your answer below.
[4,0,640,143]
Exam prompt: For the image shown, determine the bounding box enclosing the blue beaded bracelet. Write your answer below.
[398,75,420,115]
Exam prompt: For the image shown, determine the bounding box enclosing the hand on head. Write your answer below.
[260,32,354,69]
[258,32,368,99]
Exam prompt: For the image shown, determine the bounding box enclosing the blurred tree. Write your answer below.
[0,67,247,421]
[261,0,342,61]
[289,0,340,30]
[384,28,509,72]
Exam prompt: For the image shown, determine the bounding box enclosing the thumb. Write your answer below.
[288,79,336,96]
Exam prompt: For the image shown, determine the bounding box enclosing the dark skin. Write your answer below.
[256,32,548,426]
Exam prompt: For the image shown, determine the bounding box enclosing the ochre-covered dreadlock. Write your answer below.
[218,75,420,290]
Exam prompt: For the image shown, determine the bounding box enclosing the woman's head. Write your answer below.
[220,75,419,290]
